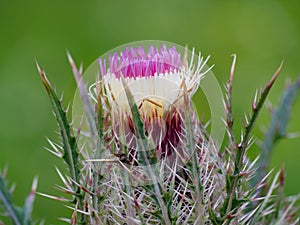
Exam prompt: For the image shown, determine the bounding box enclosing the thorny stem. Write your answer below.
[223,61,283,223]
[238,62,282,167]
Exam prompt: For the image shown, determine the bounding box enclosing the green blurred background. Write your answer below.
[1,0,300,223]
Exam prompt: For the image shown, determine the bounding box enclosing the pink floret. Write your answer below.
[98,44,182,79]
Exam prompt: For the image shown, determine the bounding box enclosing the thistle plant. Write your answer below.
[1,42,299,224]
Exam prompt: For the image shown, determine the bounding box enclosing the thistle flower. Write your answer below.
[90,44,211,160]
[86,44,219,224]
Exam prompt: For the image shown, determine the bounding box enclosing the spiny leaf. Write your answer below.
[37,62,87,223]
[0,172,37,225]
[37,62,80,184]
[240,62,283,152]
[258,76,300,183]
[0,172,23,225]
[221,62,283,223]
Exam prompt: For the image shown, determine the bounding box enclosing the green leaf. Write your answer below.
[258,76,300,183]
[0,172,23,225]
[37,62,80,185]
[0,172,37,225]
[37,62,87,223]
[221,63,283,222]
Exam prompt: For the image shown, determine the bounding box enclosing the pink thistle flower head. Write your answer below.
[92,43,211,158]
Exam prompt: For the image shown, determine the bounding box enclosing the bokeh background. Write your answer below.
[1,0,300,223]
